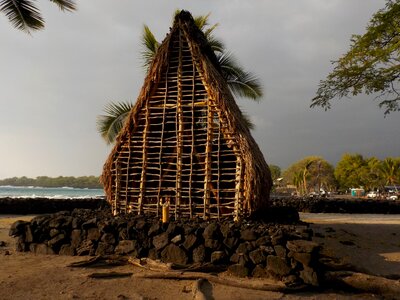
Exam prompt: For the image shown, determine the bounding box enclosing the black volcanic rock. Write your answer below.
[203,222,220,240]
[161,244,188,265]
[267,255,291,277]
[192,245,206,263]
[9,220,29,237]
[7,207,324,287]
[182,234,198,250]
[153,232,169,250]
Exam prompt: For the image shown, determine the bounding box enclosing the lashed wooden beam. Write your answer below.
[138,104,150,214]
[175,28,184,219]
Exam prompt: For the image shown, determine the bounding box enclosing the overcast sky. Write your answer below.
[1,0,399,179]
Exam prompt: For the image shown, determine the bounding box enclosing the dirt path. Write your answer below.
[301,213,400,277]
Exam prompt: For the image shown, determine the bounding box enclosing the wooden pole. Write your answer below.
[162,198,170,223]
[124,132,131,214]
[157,69,169,217]
[183,41,213,220]
[188,54,196,219]
[203,101,213,220]
[113,159,121,216]
[175,27,184,220]
[216,114,221,220]
[234,150,243,221]
[139,105,150,215]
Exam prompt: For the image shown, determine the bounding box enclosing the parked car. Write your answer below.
[387,194,399,200]
[366,191,378,198]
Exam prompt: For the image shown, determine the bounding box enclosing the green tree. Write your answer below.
[283,156,336,195]
[97,12,263,144]
[292,171,304,195]
[268,164,281,192]
[311,0,400,115]
[302,160,313,195]
[334,153,368,190]
[364,156,384,190]
[0,0,76,33]
[379,157,400,187]
[269,164,281,182]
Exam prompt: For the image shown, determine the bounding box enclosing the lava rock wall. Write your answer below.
[10,208,321,286]
[271,197,400,214]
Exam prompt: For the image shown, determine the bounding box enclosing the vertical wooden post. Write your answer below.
[216,115,221,220]
[203,102,213,220]
[186,44,213,220]
[139,104,150,215]
[124,132,131,214]
[157,69,169,217]
[113,159,121,216]
[175,27,184,219]
[188,57,196,219]
[162,198,170,223]
[234,151,243,221]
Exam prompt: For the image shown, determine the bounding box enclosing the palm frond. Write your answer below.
[206,34,224,54]
[49,0,76,12]
[97,101,133,144]
[141,25,159,70]
[0,0,44,32]
[227,73,263,100]
[203,22,218,38]
[217,51,243,78]
[194,13,211,31]
[194,13,224,53]
[240,110,255,130]
[217,52,263,100]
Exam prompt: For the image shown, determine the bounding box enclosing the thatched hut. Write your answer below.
[102,11,272,220]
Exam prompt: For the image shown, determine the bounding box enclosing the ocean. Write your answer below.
[0,186,104,199]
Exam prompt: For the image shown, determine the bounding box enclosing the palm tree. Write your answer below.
[0,0,76,33]
[302,160,313,195]
[380,158,400,190]
[364,157,382,191]
[98,12,263,144]
[293,171,304,196]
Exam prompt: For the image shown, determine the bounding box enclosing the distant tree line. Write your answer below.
[0,176,102,189]
[278,154,400,195]
[334,154,400,192]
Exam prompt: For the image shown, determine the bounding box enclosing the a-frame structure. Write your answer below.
[102,11,272,220]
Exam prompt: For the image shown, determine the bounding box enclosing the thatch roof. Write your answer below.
[101,10,272,218]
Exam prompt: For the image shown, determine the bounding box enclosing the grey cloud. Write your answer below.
[0,0,397,178]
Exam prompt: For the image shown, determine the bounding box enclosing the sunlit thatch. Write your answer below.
[101,11,272,220]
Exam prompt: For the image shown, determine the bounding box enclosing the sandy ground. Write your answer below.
[1,214,399,300]
[301,213,400,277]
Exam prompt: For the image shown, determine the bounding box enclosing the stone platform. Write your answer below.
[9,208,321,287]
